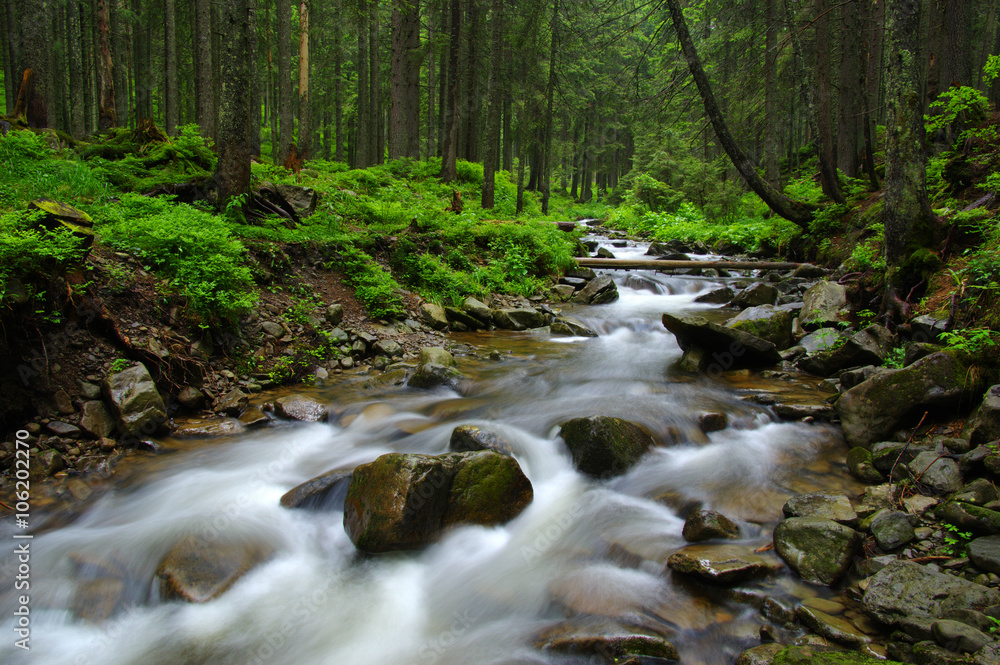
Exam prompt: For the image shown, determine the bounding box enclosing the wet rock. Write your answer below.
[796,605,872,647]
[694,286,735,304]
[797,325,895,377]
[30,449,64,479]
[727,305,794,350]
[904,342,942,366]
[869,511,915,551]
[933,620,991,653]
[697,411,728,433]
[343,451,532,552]
[943,609,995,634]
[682,510,741,541]
[420,303,449,330]
[863,560,1000,625]
[280,468,353,510]
[596,247,616,259]
[238,406,270,427]
[103,363,168,436]
[374,339,404,357]
[966,385,1000,447]
[913,641,969,665]
[559,416,654,477]
[975,643,1000,665]
[773,517,860,586]
[572,275,619,305]
[324,303,344,325]
[847,447,885,484]
[940,502,1000,535]
[79,381,102,400]
[274,394,328,422]
[565,267,597,280]
[910,314,948,342]
[782,493,858,527]
[551,316,598,337]
[731,283,778,308]
[907,450,962,494]
[461,297,492,325]
[835,352,974,448]
[735,643,784,665]
[536,618,678,662]
[662,313,781,371]
[215,388,248,416]
[492,307,549,330]
[418,347,456,367]
[550,284,576,300]
[840,366,889,391]
[72,578,125,622]
[798,281,848,329]
[791,263,827,278]
[667,543,780,584]
[772,403,836,422]
[770,645,887,663]
[176,386,205,410]
[261,321,284,338]
[172,418,244,438]
[871,441,927,474]
[445,306,485,331]
[449,425,515,455]
[799,329,843,355]
[409,363,463,390]
[53,389,75,415]
[46,421,81,437]
[969,536,1000,575]
[156,537,273,603]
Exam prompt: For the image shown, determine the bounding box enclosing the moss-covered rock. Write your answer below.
[449,424,515,455]
[799,281,848,330]
[443,451,533,526]
[102,363,168,437]
[772,646,903,664]
[940,501,1000,535]
[846,447,885,484]
[773,517,860,586]
[559,415,654,477]
[727,305,794,350]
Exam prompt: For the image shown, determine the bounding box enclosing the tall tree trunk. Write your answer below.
[195,0,214,136]
[883,0,931,264]
[215,0,252,206]
[837,0,862,178]
[18,0,50,127]
[665,0,814,227]
[460,0,480,160]
[540,0,558,214]
[425,6,435,159]
[813,0,845,203]
[131,0,149,122]
[481,0,503,209]
[439,0,460,181]
[298,0,310,158]
[96,0,116,129]
[1,0,12,113]
[763,0,779,187]
[356,0,370,168]
[334,4,344,162]
[84,0,98,133]
[277,0,292,162]
[248,0,259,155]
[163,0,178,134]
[501,95,512,173]
[369,1,383,164]
[389,0,421,159]
[68,1,87,137]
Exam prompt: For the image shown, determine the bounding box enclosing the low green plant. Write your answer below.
[939,328,998,355]
[109,358,132,373]
[883,346,906,369]
[942,523,973,557]
[336,246,405,319]
[0,210,89,309]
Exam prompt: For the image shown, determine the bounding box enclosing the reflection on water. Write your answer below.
[0,247,859,665]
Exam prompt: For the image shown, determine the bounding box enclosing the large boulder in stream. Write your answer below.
[727,305,794,350]
[662,313,781,372]
[667,544,782,584]
[492,307,549,330]
[730,283,778,308]
[835,352,975,448]
[797,324,895,377]
[280,468,353,510]
[275,394,329,422]
[572,274,619,305]
[798,281,848,330]
[102,363,168,436]
[773,517,860,586]
[551,316,598,337]
[343,451,533,552]
[156,537,274,603]
[559,416,654,477]
[862,560,1000,626]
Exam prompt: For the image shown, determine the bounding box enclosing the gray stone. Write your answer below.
[799,281,848,329]
[237,406,270,427]
[666,544,781,584]
[492,307,549,330]
[835,352,974,447]
[280,468,353,510]
[796,605,872,647]
[870,511,916,550]
[461,297,492,325]
[275,184,318,216]
[103,363,168,436]
[550,316,598,337]
[662,313,781,371]
[797,325,895,377]
[30,449,64,479]
[324,303,344,326]
[941,502,1000,536]
[862,560,1000,625]
[449,425,515,455]
[571,274,619,305]
[79,381,102,400]
[261,321,284,338]
[79,401,116,439]
[907,450,962,494]
[791,263,827,278]
[216,388,248,416]
[53,389,75,414]
[536,619,678,662]
[773,517,860,585]
[799,328,844,354]
[694,286,735,304]
[409,363,463,390]
[445,306,485,330]
[420,303,449,331]
[782,493,858,526]
[374,339,404,357]
[970,536,1000,575]
[682,509,741,541]
[418,347,456,367]
[727,305,794,350]
[966,385,1000,447]
[910,314,948,342]
[559,416,654,478]
[156,537,273,603]
[46,421,80,437]
[974,643,1000,665]
[933,619,991,654]
[872,441,928,474]
[840,365,890,391]
[177,386,204,410]
[275,394,328,422]
[564,267,597,280]
[731,283,778,308]
[847,447,885,484]
[172,418,245,438]
[550,284,576,300]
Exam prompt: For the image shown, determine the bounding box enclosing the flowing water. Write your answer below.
[1,237,860,665]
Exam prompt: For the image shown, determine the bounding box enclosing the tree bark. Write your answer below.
[163,0,177,134]
[369,0,383,164]
[333,5,344,161]
[665,0,814,227]
[95,0,116,129]
[763,0,780,188]
[68,0,87,137]
[215,0,252,206]
[356,0,370,168]
[883,0,931,263]
[195,0,214,137]
[540,0,558,214]
[480,0,503,209]
[837,0,862,179]
[277,0,292,162]
[298,0,310,158]
[439,0,460,181]
[813,0,845,203]
[389,0,421,159]
[19,0,50,127]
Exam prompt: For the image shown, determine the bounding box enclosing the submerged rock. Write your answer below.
[551,316,598,337]
[492,307,549,330]
[275,394,329,422]
[667,544,781,584]
[536,618,678,662]
[280,468,353,510]
[343,451,532,552]
[559,416,654,477]
[156,537,273,603]
[449,424,515,455]
[682,509,741,541]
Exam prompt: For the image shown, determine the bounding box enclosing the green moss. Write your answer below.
[773,645,904,664]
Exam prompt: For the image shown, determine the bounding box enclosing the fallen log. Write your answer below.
[576,258,802,271]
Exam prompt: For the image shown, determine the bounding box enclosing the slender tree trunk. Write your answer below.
[195,0,214,136]
[860,0,880,190]
[298,0,310,158]
[215,0,252,206]
[68,1,86,137]
[501,95,512,173]
[540,0,558,214]
[814,0,845,203]
[837,0,862,178]
[439,0,460,181]
[1,0,11,113]
[277,0,292,162]
[763,0,779,187]
[96,0,116,129]
[164,0,178,134]
[369,1,383,164]
[425,6,435,159]
[84,0,98,133]
[248,0,259,155]
[481,0,503,209]
[356,0,370,168]
[389,0,421,159]
[19,0,51,127]
[334,5,344,161]
[665,0,814,227]
[883,0,931,264]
